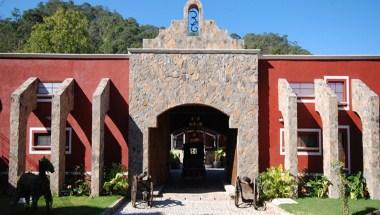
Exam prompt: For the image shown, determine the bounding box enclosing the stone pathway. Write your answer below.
[115,169,292,215]
[115,195,292,215]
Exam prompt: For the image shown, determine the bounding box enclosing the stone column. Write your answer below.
[51,78,74,195]
[8,77,38,189]
[352,79,380,200]
[278,79,298,177]
[91,78,110,196]
[314,79,340,198]
[236,121,259,180]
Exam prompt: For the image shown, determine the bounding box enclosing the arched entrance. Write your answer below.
[148,104,238,190]
[128,0,260,192]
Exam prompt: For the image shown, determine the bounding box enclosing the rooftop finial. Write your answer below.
[184,0,203,21]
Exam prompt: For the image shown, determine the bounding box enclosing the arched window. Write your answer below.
[188,5,199,35]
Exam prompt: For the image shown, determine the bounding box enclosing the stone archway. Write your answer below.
[128,0,260,184]
[128,50,259,181]
[148,104,237,186]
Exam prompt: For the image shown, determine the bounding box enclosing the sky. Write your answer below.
[1,0,380,55]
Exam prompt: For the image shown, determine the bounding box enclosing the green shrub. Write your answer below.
[103,173,128,195]
[104,163,127,182]
[62,165,90,196]
[346,171,365,200]
[259,165,297,200]
[304,176,330,198]
[70,179,90,196]
[214,149,226,161]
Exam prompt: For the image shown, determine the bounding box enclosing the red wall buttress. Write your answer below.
[259,59,380,174]
[0,57,130,173]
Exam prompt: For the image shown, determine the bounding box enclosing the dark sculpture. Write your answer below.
[234,176,266,210]
[14,157,54,214]
[131,171,153,208]
[182,131,205,178]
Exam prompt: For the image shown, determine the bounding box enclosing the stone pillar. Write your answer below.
[8,77,38,189]
[278,79,298,176]
[51,78,74,195]
[91,78,110,196]
[352,79,380,200]
[314,79,340,198]
[235,117,259,180]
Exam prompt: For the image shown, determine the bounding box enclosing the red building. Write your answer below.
[1,0,379,199]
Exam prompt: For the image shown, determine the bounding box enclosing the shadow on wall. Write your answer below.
[71,82,92,143]
[104,124,121,165]
[341,111,362,173]
[104,82,129,167]
[0,156,8,172]
[227,128,237,185]
[258,60,273,172]
[127,116,143,175]
[33,102,52,128]
[0,98,2,112]
[297,102,323,174]
[62,82,90,171]
[0,156,8,193]
[0,132,9,171]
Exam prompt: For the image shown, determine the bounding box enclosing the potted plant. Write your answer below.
[213,149,226,168]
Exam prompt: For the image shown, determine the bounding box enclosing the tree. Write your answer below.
[244,33,311,55]
[23,7,91,53]
[1,0,309,54]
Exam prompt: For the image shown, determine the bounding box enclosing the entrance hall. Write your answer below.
[148,105,238,193]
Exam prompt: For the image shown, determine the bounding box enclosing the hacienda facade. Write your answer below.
[0,0,379,200]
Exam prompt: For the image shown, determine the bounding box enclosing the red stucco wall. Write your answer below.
[2,56,380,177]
[259,59,380,174]
[0,57,129,172]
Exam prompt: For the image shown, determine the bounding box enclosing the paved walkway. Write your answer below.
[115,169,292,215]
[116,197,291,215]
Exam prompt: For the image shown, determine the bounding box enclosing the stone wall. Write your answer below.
[51,78,74,195]
[352,79,380,200]
[8,77,38,188]
[91,78,110,196]
[130,0,259,183]
[143,0,243,49]
[129,51,259,180]
[278,79,298,177]
[314,79,340,198]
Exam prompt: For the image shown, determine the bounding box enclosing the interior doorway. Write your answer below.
[148,104,238,193]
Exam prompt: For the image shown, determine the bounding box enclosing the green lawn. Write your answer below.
[2,195,122,215]
[280,198,380,215]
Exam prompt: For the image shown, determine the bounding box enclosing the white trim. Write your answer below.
[29,127,72,155]
[339,125,351,173]
[280,128,322,156]
[297,98,315,103]
[279,126,351,172]
[324,76,350,110]
[37,82,62,102]
[171,132,185,150]
[289,82,316,103]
